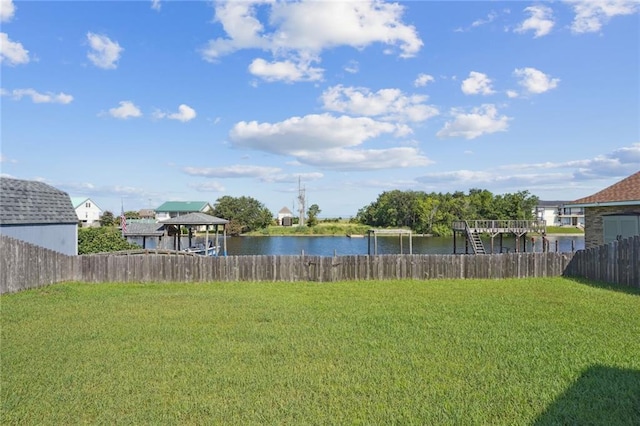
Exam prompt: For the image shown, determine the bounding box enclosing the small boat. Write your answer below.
[346,234,365,238]
[184,243,219,256]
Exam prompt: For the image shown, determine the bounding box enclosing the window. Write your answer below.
[86,202,91,208]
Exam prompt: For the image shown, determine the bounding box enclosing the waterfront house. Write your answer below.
[565,171,640,249]
[155,201,213,221]
[70,197,102,227]
[535,201,585,228]
[138,208,156,220]
[0,177,78,255]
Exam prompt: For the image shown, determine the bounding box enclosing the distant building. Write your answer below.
[535,201,584,227]
[70,197,102,227]
[0,177,78,255]
[565,171,640,249]
[138,208,156,220]
[155,201,213,221]
[278,206,294,226]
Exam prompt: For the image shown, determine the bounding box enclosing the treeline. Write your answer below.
[355,189,539,236]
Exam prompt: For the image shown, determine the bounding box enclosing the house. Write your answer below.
[0,177,78,255]
[155,201,213,221]
[70,197,102,227]
[565,171,640,249]
[138,208,156,220]
[278,206,294,226]
[535,201,585,227]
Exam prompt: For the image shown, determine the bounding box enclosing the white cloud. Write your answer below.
[437,104,510,140]
[514,67,559,94]
[1,0,16,22]
[229,113,428,170]
[201,1,422,82]
[515,5,555,38]
[184,165,282,179]
[155,104,197,122]
[2,88,73,104]
[294,147,432,171]
[432,143,640,192]
[86,32,123,69]
[151,0,161,11]
[344,60,359,74]
[0,153,17,164]
[567,0,640,33]
[107,101,142,119]
[248,57,323,83]
[230,113,401,154]
[189,181,226,192]
[321,85,438,123]
[506,90,519,98]
[461,71,495,95]
[414,73,435,87]
[472,11,498,27]
[0,32,29,66]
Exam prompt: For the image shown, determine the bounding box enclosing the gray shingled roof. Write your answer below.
[123,222,165,237]
[0,177,78,225]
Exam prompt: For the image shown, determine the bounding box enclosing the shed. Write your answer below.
[0,177,78,255]
[565,171,640,248]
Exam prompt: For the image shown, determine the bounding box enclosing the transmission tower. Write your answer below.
[297,176,306,227]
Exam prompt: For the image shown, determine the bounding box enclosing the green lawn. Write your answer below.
[2,278,638,425]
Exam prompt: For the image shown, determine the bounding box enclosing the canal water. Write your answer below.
[222,235,585,256]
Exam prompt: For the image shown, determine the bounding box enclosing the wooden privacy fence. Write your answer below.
[2,234,574,293]
[564,235,639,287]
[2,234,637,293]
[0,236,80,294]
[78,251,573,284]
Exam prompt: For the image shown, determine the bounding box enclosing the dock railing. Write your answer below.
[452,220,546,234]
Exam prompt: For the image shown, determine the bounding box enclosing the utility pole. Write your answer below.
[297,176,306,227]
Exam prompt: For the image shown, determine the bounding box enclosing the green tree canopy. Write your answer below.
[99,211,116,227]
[78,227,138,254]
[212,196,273,235]
[356,189,539,236]
[307,204,321,227]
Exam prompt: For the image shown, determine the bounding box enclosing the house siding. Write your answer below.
[584,205,640,249]
[1,223,78,255]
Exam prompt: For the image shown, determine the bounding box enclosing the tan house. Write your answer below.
[565,171,640,249]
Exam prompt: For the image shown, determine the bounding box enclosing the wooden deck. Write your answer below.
[452,220,547,254]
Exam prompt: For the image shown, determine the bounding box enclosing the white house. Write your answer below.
[70,197,103,227]
[535,201,585,228]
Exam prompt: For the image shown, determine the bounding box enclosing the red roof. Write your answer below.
[572,171,640,204]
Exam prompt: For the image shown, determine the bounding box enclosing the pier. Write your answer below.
[452,220,547,254]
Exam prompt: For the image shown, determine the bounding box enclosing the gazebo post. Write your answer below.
[205,225,210,255]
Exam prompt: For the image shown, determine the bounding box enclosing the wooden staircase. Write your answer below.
[465,224,486,254]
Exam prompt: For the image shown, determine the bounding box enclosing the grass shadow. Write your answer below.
[534,365,640,425]
[562,276,640,296]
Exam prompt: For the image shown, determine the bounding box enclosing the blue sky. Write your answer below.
[1,0,638,218]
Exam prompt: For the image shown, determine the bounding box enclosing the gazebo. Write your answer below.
[160,212,229,255]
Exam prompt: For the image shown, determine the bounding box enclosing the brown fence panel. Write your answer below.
[564,235,639,287]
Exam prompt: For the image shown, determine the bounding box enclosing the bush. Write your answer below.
[78,227,138,254]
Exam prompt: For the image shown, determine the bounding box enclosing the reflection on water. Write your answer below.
[224,235,585,257]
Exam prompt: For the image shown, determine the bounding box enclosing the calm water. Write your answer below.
[221,235,584,256]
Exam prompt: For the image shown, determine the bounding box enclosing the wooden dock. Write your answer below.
[452,220,547,254]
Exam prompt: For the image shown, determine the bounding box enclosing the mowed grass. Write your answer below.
[2,278,639,425]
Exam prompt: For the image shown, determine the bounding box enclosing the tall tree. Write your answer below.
[213,196,273,235]
[99,211,116,227]
[307,204,321,227]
